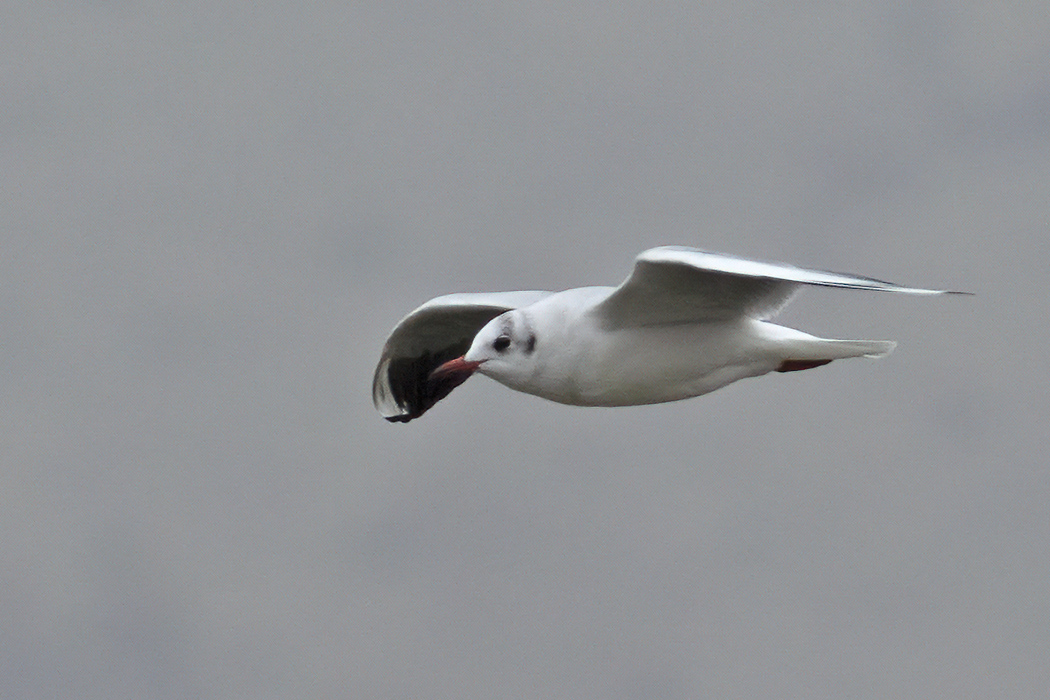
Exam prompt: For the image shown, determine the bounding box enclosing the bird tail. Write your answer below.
[817,339,897,359]
[773,337,896,373]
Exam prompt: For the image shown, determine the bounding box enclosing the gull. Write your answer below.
[372,246,966,422]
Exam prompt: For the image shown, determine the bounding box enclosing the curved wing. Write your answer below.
[373,291,552,422]
[595,246,963,328]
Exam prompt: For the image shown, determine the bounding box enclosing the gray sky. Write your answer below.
[3,2,1048,698]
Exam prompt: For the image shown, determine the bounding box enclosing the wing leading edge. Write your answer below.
[595,246,965,328]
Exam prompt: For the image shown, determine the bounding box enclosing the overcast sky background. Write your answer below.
[3,2,1048,698]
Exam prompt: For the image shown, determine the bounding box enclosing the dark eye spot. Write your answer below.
[525,334,536,354]
[493,335,511,352]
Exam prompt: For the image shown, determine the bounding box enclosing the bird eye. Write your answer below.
[492,335,511,352]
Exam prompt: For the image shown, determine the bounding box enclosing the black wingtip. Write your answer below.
[378,344,476,424]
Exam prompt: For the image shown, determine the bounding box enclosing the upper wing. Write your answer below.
[372,291,552,422]
[595,246,963,328]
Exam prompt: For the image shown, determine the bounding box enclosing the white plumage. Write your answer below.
[373,246,965,422]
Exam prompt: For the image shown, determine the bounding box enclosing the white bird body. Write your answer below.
[372,246,964,422]
[517,315,770,407]
[466,294,892,407]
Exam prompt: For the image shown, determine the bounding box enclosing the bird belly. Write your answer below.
[531,320,778,407]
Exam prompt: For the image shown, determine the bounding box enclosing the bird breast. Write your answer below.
[523,318,772,407]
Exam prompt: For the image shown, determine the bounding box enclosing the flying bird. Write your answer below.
[372,246,966,422]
